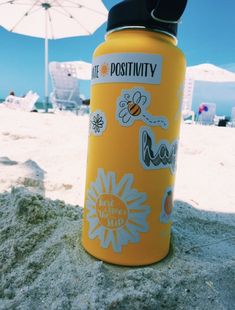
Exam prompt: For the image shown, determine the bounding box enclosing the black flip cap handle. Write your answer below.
[151,0,188,23]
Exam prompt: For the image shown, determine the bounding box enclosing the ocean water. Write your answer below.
[35,102,53,110]
[0,100,53,110]
[2,85,235,119]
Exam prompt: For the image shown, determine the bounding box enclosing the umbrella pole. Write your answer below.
[44,10,49,112]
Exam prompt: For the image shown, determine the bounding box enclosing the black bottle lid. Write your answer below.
[107,0,188,38]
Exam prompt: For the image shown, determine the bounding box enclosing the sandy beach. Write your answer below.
[0,107,235,309]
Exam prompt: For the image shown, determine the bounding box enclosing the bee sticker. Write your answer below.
[89,110,107,136]
[116,87,168,129]
[139,126,178,174]
[159,186,174,224]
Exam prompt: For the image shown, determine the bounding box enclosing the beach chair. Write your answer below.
[3,91,39,111]
[197,102,216,125]
[49,62,83,113]
[214,115,229,127]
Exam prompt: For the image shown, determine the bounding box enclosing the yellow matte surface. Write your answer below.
[82,29,186,266]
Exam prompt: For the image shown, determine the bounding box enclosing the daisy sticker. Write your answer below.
[86,169,150,253]
[116,87,168,129]
[89,110,106,136]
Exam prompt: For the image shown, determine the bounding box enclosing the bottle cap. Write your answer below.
[107,0,188,38]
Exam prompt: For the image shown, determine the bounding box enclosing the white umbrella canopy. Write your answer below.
[0,0,108,39]
[0,0,108,109]
[186,64,235,82]
[183,64,235,112]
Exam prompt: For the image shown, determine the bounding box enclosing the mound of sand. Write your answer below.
[1,188,234,309]
[0,108,235,308]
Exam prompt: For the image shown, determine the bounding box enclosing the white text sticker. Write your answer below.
[91,53,163,85]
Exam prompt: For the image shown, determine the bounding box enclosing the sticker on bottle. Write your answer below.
[116,87,168,128]
[159,186,174,224]
[89,110,107,136]
[91,53,163,85]
[139,127,178,174]
[86,169,150,253]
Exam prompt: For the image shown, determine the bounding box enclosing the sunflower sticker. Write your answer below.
[86,169,150,253]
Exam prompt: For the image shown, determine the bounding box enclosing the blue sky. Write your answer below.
[1,0,235,101]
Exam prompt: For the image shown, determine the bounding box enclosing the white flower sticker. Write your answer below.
[86,169,150,253]
[116,87,168,128]
[89,110,106,136]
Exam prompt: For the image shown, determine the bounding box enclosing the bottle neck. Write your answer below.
[106,27,177,46]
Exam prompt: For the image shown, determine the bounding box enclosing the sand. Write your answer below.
[0,108,89,206]
[0,107,235,309]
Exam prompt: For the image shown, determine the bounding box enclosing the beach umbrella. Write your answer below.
[186,64,235,82]
[183,64,235,112]
[0,0,108,110]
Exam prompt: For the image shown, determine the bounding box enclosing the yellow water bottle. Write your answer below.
[82,0,188,266]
